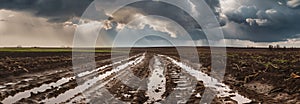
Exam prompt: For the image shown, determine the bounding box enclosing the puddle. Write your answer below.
[67,94,86,103]
[4,82,15,86]
[23,78,33,82]
[1,77,74,104]
[164,55,252,104]
[0,85,6,89]
[145,56,166,103]
[195,93,201,98]
[81,68,132,103]
[77,54,142,77]
[167,70,195,103]
[41,54,145,104]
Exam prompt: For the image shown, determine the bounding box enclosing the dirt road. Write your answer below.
[0,52,253,104]
[0,49,299,104]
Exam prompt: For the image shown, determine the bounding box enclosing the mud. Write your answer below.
[0,48,299,104]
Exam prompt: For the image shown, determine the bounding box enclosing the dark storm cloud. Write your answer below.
[0,0,95,22]
[0,0,220,22]
[124,1,201,28]
[221,0,300,42]
[106,0,223,40]
[107,0,221,26]
[225,6,258,24]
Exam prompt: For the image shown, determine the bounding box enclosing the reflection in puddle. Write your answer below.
[77,54,142,77]
[1,77,74,104]
[4,83,15,86]
[23,78,33,82]
[2,78,33,87]
[195,93,201,98]
[0,85,6,89]
[67,94,85,103]
[167,70,194,103]
[164,55,252,104]
[145,56,166,103]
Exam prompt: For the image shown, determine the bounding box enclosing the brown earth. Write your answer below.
[0,47,299,104]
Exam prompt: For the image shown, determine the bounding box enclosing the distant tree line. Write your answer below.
[268,44,295,50]
[269,44,282,49]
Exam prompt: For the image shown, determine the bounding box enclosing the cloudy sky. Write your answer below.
[1,0,300,47]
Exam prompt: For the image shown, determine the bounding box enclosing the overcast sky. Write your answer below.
[1,0,300,47]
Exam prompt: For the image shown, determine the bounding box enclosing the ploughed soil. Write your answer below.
[0,47,299,104]
[154,47,300,103]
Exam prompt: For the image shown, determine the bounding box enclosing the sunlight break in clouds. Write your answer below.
[0,9,74,47]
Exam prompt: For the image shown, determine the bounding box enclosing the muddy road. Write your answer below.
[0,48,299,104]
[0,52,249,104]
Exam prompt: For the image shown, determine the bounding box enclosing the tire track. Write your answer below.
[145,56,166,103]
[0,53,144,104]
[40,53,145,104]
[77,53,142,77]
[67,54,147,104]
[1,77,75,104]
[162,55,252,104]
[0,69,70,101]
[158,55,197,104]
[96,53,150,104]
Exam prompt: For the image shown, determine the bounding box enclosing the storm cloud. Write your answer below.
[100,0,225,41]
[220,0,300,42]
[0,0,221,40]
[0,0,94,22]
[1,0,300,47]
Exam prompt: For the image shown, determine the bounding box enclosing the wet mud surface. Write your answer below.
[0,48,299,104]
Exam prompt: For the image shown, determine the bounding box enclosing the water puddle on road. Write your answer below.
[41,55,145,104]
[23,78,33,82]
[145,56,166,103]
[4,82,15,86]
[1,77,74,104]
[67,94,86,103]
[1,78,33,88]
[164,55,252,104]
[77,54,142,77]
[168,70,195,103]
[0,85,6,89]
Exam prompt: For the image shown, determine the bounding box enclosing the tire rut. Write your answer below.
[0,53,144,104]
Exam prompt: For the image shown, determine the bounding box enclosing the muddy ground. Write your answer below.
[0,47,299,104]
